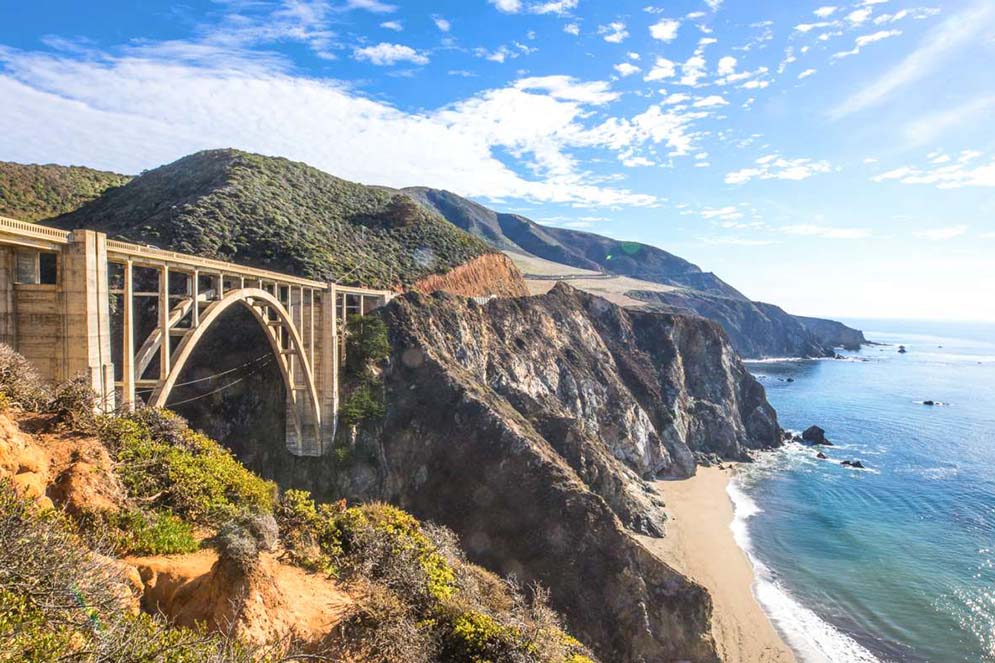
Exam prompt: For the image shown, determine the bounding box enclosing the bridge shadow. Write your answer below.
[165,305,288,475]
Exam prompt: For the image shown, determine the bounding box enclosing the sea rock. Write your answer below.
[898,345,907,354]
[841,460,852,466]
[816,452,828,459]
[851,461,865,469]
[802,425,832,446]
[923,400,935,406]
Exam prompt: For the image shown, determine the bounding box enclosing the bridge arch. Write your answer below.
[149,288,321,446]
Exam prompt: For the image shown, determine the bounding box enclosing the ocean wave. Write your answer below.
[727,478,884,663]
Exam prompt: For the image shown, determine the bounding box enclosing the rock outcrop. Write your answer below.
[242,284,781,662]
[632,289,834,359]
[794,315,867,351]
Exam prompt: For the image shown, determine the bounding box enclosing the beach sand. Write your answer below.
[640,466,796,663]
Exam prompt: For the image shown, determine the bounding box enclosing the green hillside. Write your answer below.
[52,149,493,288]
[0,161,131,222]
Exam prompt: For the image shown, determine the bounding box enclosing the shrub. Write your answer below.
[0,344,48,410]
[0,480,258,662]
[345,314,390,374]
[103,508,199,556]
[105,410,276,525]
[47,375,99,431]
[338,378,385,427]
[275,489,344,575]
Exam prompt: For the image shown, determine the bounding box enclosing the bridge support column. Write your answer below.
[62,230,115,411]
[317,284,339,449]
[0,247,14,347]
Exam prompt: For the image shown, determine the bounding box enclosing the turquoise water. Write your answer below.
[739,320,995,663]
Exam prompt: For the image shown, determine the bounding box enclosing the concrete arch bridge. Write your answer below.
[0,216,392,456]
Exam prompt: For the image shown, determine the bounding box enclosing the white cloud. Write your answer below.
[717,55,737,76]
[644,57,677,81]
[872,153,995,189]
[725,155,833,184]
[846,8,872,24]
[662,92,690,105]
[693,95,727,108]
[832,29,901,59]
[832,3,995,118]
[563,23,581,35]
[489,0,522,13]
[779,224,871,239]
[598,22,629,43]
[353,42,428,65]
[433,16,451,32]
[614,62,640,77]
[798,68,817,79]
[678,55,707,87]
[346,0,397,12]
[814,6,838,18]
[700,205,743,221]
[649,18,681,42]
[531,0,578,15]
[914,225,969,240]
[0,49,677,208]
[380,20,403,31]
[704,0,723,10]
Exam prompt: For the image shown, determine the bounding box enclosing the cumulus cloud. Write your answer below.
[814,6,838,18]
[353,42,428,65]
[725,155,833,184]
[563,23,581,35]
[380,20,403,31]
[489,0,522,13]
[649,18,681,42]
[531,0,579,15]
[693,95,728,108]
[717,56,737,76]
[433,16,451,32]
[798,68,817,79]
[643,57,677,81]
[614,62,640,77]
[598,22,629,43]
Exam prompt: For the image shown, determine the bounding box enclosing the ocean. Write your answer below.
[739,319,995,663]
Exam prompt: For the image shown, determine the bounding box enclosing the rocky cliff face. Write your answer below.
[240,284,781,662]
[795,315,867,350]
[632,289,833,358]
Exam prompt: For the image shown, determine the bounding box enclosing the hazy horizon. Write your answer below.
[2,0,993,321]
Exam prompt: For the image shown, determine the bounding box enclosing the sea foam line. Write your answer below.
[726,478,883,663]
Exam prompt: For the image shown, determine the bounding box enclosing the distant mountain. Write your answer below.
[404,187,745,299]
[405,186,866,358]
[0,161,130,222]
[51,150,500,290]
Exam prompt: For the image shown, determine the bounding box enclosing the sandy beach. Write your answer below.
[640,466,796,663]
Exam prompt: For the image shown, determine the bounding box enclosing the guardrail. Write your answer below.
[0,216,71,243]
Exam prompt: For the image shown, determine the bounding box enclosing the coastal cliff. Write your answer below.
[239,283,782,662]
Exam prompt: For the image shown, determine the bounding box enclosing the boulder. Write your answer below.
[802,425,832,446]
[816,452,827,460]
[851,461,865,469]
[841,460,852,467]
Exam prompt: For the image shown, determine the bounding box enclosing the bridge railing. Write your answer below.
[0,216,72,247]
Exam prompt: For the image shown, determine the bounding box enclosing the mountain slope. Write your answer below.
[0,161,130,221]
[406,186,867,358]
[405,187,745,299]
[51,150,505,290]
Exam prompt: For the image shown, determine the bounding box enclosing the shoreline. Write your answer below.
[641,466,796,663]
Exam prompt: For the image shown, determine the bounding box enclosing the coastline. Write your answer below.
[641,466,796,663]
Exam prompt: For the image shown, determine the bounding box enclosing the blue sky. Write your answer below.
[2,0,994,321]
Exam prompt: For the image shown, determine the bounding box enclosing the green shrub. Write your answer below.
[275,489,343,575]
[104,410,276,525]
[338,378,385,427]
[109,509,199,556]
[345,314,390,373]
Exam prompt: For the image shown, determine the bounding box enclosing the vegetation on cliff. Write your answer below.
[51,149,495,289]
[0,161,130,222]
[0,344,594,662]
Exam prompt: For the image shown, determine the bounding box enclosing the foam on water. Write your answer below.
[728,466,883,663]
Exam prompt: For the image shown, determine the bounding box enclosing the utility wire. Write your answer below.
[133,354,273,395]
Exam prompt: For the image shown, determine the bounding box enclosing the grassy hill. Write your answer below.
[52,150,494,289]
[0,161,131,222]
[404,186,746,299]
